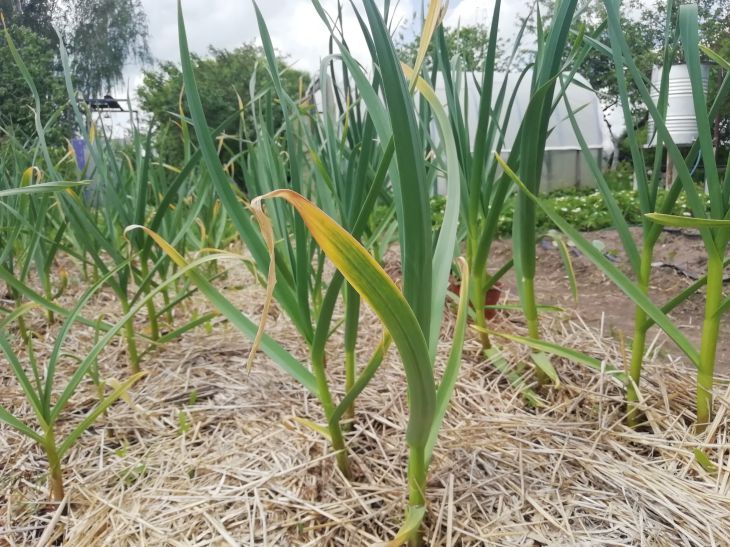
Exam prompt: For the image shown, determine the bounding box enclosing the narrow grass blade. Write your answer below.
[484,329,626,383]
[531,352,560,387]
[426,257,470,462]
[58,371,147,457]
[559,76,640,274]
[717,296,730,318]
[386,505,427,547]
[484,346,544,407]
[0,329,47,428]
[693,448,719,475]
[0,181,87,198]
[0,301,40,330]
[292,417,333,442]
[700,46,729,70]
[43,260,135,414]
[645,213,730,229]
[141,312,219,353]
[0,406,43,444]
[550,232,579,303]
[679,5,722,219]
[0,265,118,333]
[330,334,391,427]
[643,260,730,329]
[410,0,445,88]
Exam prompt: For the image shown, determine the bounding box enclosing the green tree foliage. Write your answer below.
[397,22,497,71]
[1,0,150,97]
[64,0,150,96]
[137,45,309,178]
[0,24,69,147]
[0,0,56,42]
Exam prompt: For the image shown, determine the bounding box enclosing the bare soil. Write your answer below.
[490,227,730,371]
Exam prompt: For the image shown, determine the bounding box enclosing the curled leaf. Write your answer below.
[248,198,277,373]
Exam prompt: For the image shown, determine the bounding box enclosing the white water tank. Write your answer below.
[646,63,710,147]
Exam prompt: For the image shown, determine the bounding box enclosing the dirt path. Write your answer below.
[490,227,730,372]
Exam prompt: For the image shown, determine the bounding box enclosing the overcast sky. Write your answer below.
[122,0,530,94]
[109,1,613,155]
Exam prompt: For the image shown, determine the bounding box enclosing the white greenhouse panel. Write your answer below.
[433,69,605,193]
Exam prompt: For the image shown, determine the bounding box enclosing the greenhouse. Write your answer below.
[434,70,607,193]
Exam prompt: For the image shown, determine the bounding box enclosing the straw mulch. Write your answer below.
[2,262,730,546]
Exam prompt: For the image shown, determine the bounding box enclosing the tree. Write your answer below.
[63,0,150,96]
[396,22,498,72]
[137,44,309,175]
[0,0,56,42]
[1,0,150,96]
[0,24,70,146]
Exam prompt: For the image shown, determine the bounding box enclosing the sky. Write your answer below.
[116,0,623,151]
[111,1,613,151]
[110,0,613,157]
[122,0,532,95]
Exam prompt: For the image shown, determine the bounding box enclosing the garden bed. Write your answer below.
[492,226,730,371]
[2,249,730,546]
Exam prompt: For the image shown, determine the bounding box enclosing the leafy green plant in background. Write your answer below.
[429,188,711,238]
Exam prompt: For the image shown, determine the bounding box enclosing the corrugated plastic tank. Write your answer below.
[434,69,606,193]
[646,63,710,147]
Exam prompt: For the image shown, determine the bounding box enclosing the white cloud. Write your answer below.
[125,0,411,81]
[117,0,525,107]
[445,0,528,36]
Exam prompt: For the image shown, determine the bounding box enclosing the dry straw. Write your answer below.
[2,266,729,545]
